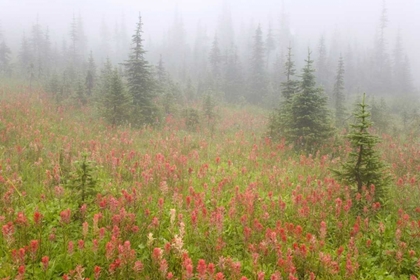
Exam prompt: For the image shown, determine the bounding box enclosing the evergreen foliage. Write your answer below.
[182,107,201,131]
[265,23,276,68]
[316,35,329,90]
[370,97,390,133]
[123,13,158,127]
[85,51,96,96]
[332,94,389,202]
[333,55,346,127]
[209,35,222,80]
[101,68,131,126]
[203,93,216,122]
[0,39,11,76]
[281,46,299,101]
[283,50,333,152]
[75,79,87,106]
[249,24,266,103]
[223,44,243,103]
[65,153,98,206]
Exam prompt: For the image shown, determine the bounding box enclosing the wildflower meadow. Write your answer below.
[0,85,419,279]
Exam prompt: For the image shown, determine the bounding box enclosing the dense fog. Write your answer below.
[0,0,419,102]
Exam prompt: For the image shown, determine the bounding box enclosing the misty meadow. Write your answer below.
[0,0,420,279]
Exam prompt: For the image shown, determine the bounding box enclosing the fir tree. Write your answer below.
[333,55,345,127]
[281,46,299,101]
[184,77,196,103]
[75,79,87,106]
[267,46,299,140]
[30,19,44,77]
[69,14,78,64]
[209,34,222,79]
[332,94,389,202]
[100,17,111,60]
[249,24,266,103]
[265,23,276,68]
[123,13,157,126]
[101,68,131,126]
[156,54,167,86]
[19,33,33,72]
[0,38,11,76]
[85,51,96,96]
[393,31,414,95]
[48,71,62,104]
[285,50,333,152]
[371,0,392,95]
[42,28,52,76]
[316,35,329,90]
[223,44,243,103]
[77,13,88,60]
[370,97,390,133]
[95,57,113,100]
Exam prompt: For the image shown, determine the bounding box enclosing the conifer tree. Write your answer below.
[265,23,276,68]
[332,94,389,201]
[69,14,78,64]
[285,50,333,152]
[223,44,243,103]
[372,0,392,95]
[75,79,87,106]
[0,37,11,76]
[123,13,157,126]
[267,46,299,140]
[77,13,88,60]
[333,55,345,127]
[42,28,52,76]
[393,31,414,95]
[370,97,390,133]
[185,77,196,103]
[19,34,33,73]
[281,46,299,101]
[100,17,111,60]
[156,54,167,86]
[30,19,44,77]
[101,68,131,126]
[316,35,329,90]
[95,57,113,99]
[209,34,222,79]
[249,24,266,103]
[85,51,96,96]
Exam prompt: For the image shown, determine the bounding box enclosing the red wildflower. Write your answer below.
[41,256,49,271]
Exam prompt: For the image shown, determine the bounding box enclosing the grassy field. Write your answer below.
[0,85,419,279]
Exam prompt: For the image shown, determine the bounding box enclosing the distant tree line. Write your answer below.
[0,2,418,131]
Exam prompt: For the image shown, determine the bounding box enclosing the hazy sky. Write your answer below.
[1,0,419,85]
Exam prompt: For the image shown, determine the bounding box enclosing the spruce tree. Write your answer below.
[85,51,96,96]
[281,46,299,101]
[316,35,330,90]
[123,13,157,126]
[333,55,345,127]
[265,23,276,68]
[75,79,87,106]
[101,68,131,126]
[209,34,222,80]
[249,24,266,104]
[69,14,79,64]
[393,31,414,95]
[285,50,333,152]
[332,94,389,202]
[223,44,243,103]
[0,39,11,76]
[156,54,167,86]
[19,34,33,74]
[95,57,113,102]
[267,46,299,140]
